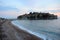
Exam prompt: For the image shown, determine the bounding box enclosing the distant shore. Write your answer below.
[0,19,43,40]
[18,12,57,20]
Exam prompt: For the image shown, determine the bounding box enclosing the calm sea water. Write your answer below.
[12,18,60,40]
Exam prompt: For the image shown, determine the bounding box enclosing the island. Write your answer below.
[17,12,58,20]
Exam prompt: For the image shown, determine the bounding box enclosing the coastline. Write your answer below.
[0,20,43,40]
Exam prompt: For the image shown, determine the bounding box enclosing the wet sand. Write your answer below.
[0,20,43,40]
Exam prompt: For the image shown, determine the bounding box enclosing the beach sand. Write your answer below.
[0,20,43,40]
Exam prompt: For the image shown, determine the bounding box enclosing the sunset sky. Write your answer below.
[0,0,60,18]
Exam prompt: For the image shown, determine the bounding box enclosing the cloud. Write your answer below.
[0,0,59,10]
[46,9,60,16]
[0,0,60,18]
[54,12,60,17]
[0,6,18,11]
[0,11,19,18]
[45,8,60,14]
[49,10,60,13]
[0,0,24,9]
[0,10,29,18]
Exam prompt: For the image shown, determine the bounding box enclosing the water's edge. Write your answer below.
[12,21,51,40]
[11,18,60,40]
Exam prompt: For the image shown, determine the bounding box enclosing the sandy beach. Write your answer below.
[0,19,43,40]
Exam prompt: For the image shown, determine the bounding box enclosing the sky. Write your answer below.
[0,0,60,18]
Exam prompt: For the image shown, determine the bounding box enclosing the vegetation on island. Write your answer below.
[17,12,58,20]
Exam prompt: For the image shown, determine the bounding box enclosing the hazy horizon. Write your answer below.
[0,0,60,18]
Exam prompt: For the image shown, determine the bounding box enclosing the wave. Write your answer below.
[39,30,60,37]
[12,21,60,40]
[12,21,49,40]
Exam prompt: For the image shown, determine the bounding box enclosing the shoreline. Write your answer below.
[12,20,47,40]
[0,19,43,40]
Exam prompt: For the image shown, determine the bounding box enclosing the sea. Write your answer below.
[12,17,60,40]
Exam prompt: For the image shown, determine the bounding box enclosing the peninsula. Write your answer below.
[18,12,58,20]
